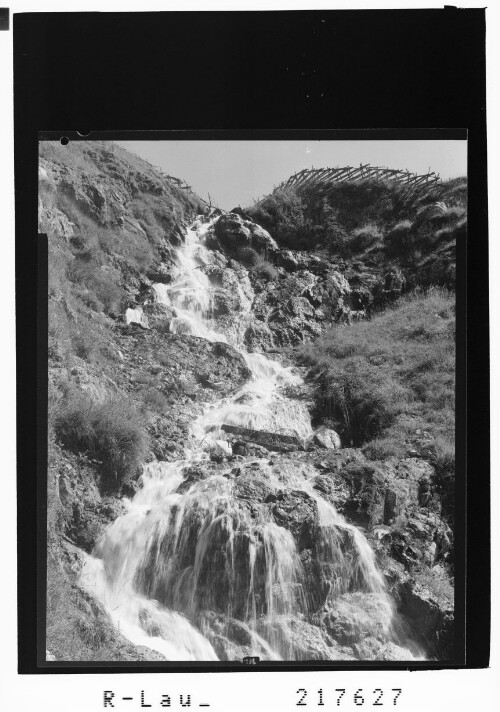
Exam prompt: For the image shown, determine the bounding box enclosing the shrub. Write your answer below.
[246,188,310,250]
[253,260,279,281]
[54,390,150,489]
[235,245,279,281]
[348,224,383,252]
[236,246,260,266]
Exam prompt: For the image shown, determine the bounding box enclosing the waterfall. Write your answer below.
[79,215,421,661]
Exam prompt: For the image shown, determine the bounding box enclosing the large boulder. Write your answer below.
[214,214,252,252]
[319,592,393,646]
[221,424,303,452]
[234,471,276,502]
[301,270,350,308]
[272,490,318,551]
[204,262,254,316]
[311,473,351,511]
[340,462,387,525]
[214,214,278,257]
[397,577,454,658]
[276,250,300,271]
[250,223,278,254]
[312,426,341,450]
[285,296,316,319]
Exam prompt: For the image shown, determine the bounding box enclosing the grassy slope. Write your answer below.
[299,288,454,457]
[42,141,204,659]
[43,140,203,480]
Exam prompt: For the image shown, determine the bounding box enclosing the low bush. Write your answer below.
[54,390,150,489]
[253,260,279,281]
[236,246,260,266]
[235,245,279,281]
[348,224,383,253]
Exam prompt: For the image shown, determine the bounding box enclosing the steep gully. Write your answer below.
[79,215,422,661]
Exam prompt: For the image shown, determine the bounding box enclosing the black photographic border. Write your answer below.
[14,9,488,674]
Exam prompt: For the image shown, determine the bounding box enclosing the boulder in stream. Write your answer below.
[312,426,342,450]
[221,424,304,452]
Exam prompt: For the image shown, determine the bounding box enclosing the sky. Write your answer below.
[117,140,467,211]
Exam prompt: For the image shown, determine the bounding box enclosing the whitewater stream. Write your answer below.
[80,216,420,661]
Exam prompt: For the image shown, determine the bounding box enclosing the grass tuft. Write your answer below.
[53,389,150,490]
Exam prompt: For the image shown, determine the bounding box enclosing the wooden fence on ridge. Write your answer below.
[266,164,441,202]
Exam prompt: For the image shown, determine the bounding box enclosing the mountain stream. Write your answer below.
[80,216,421,661]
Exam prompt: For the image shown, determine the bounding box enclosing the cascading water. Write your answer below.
[79,215,421,661]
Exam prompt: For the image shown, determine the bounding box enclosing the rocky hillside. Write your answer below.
[42,141,249,659]
[42,141,460,662]
[245,177,463,306]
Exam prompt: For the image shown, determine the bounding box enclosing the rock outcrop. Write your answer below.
[214,213,278,257]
